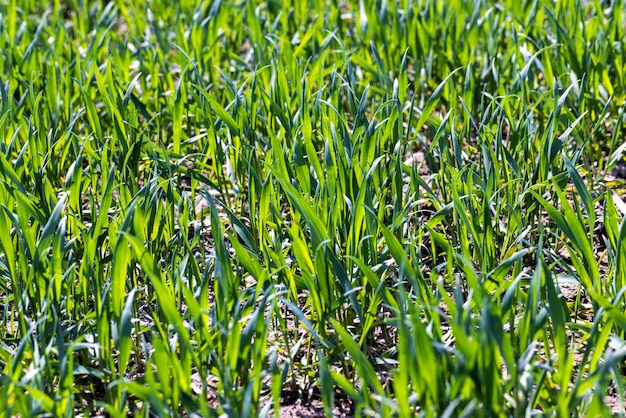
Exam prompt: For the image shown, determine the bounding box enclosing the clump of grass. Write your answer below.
[0,0,625,416]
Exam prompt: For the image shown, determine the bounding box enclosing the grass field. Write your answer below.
[0,0,625,416]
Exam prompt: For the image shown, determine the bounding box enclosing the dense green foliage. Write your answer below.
[0,0,625,416]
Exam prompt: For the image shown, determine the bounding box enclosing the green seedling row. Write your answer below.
[0,0,625,416]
